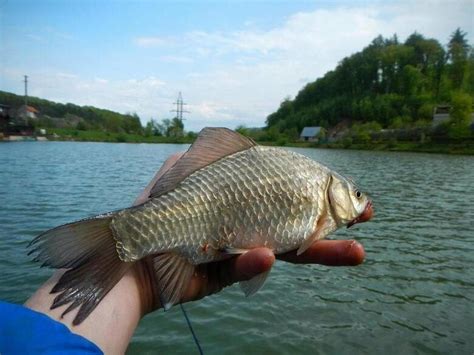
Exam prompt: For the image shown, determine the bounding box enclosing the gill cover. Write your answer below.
[328,174,370,227]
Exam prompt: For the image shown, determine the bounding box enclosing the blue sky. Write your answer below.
[1,0,473,131]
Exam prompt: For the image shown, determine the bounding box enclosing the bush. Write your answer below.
[417,103,434,120]
[387,137,398,148]
[390,116,411,129]
[276,136,288,146]
[448,91,472,139]
[116,133,127,143]
[76,121,88,130]
[342,136,353,148]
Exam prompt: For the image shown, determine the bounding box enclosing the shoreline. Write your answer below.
[3,134,473,155]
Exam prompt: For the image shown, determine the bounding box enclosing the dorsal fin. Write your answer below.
[149,127,256,198]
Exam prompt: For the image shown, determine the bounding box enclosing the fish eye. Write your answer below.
[355,190,362,198]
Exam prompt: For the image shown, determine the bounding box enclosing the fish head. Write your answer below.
[328,174,373,228]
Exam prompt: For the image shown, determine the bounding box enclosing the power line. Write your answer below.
[24,75,28,106]
[170,92,190,120]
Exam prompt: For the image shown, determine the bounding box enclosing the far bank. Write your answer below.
[3,128,473,156]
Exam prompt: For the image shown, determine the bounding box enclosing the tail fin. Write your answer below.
[28,214,131,325]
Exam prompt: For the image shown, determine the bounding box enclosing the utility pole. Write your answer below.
[23,75,28,106]
[170,92,189,121]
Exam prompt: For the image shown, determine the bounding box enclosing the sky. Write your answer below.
[1,0,473,131]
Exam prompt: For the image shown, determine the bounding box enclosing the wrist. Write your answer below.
[132,258,161,316]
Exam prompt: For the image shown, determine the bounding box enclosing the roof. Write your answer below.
[300,126,322,137]
[434,104,474,115]
[432,114,450,127]
[434,105,450,114]
[16,104,39,113]
[25,105,39,113]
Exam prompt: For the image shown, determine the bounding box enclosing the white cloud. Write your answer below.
[159,55,193,64]
[1,68,171,123]
[94,77,109,84]
[126,1,472,130]
[134,36,167,47]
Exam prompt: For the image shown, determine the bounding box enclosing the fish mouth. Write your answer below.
[347,200,373,228]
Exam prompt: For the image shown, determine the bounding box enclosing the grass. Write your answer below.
[318,141,474,155]
[46,128,194,144]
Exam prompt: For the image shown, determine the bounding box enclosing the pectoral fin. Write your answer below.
[240,270,270,297]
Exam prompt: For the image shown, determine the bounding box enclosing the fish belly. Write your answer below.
[111,147,329,264]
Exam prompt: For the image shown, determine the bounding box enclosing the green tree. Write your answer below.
[167,117,184,138]
[263,31,471,143]
[122,113,143,134]
[235,125,250,136]
[448,91,472,139]
[447,28,470,89]
[465,49,474,95]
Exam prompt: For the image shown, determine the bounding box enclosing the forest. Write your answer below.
[0,90,191,142]
[265,28,473,143]
[0,90,143,134]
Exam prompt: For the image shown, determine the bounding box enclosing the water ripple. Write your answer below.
[1,143,473,354]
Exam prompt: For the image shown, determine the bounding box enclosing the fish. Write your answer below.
[29,127,373,325]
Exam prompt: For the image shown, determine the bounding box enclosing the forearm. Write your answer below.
[25,267,144,354]
[24,154,182,353]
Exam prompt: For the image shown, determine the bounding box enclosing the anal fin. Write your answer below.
[240,270,270,297]
[152,253,195,310]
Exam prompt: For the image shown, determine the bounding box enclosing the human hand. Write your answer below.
[132,153,366,314]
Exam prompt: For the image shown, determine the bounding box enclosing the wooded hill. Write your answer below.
[0,90,143,134]
[266,29,473,136]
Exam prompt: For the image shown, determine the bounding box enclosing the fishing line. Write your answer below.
[180,303,204,355]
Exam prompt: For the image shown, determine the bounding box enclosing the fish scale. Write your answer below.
[111,146,331,264]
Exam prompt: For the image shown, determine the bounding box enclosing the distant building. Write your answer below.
[432,105,450,127]
[432,105,474,127]
[300,126,323,142]
[0,104,10,117]
[0,104,11,138]
[13,105,39,120]
[1,104,37,137]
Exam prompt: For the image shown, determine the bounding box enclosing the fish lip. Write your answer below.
[347,200,373,228]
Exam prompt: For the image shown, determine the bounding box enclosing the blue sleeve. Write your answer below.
[0,301,103,355]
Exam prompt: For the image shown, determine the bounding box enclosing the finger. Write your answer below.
[277,240,365,266]
[229,248,275,282]
[133,152,185,206]
[187,248,275,300]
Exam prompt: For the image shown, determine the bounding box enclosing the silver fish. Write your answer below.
[29,127,373,324]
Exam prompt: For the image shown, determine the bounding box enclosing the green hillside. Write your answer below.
[265,29,473,141]
[0,90,142,134]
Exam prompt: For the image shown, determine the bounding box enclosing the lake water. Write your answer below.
[0,142,473,354]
